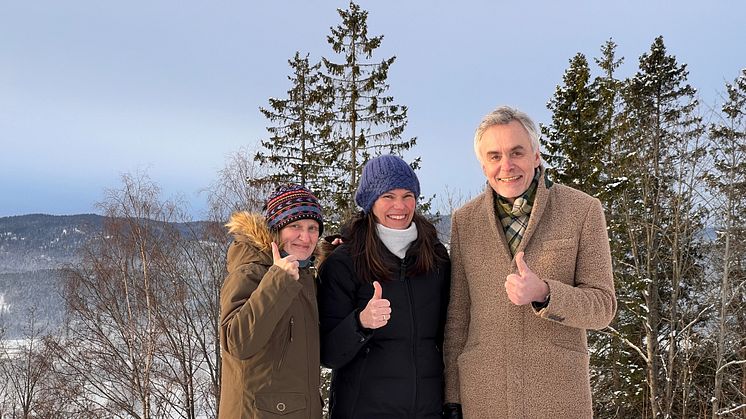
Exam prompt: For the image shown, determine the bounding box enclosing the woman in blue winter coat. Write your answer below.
[318,155,451,418]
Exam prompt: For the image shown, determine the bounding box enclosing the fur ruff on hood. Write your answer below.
[224,212,273,273]
[225,211,273,251]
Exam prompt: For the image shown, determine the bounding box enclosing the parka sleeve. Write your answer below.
[534,197,617,330]
[317,252,373,369]
[443,214,470,404]
[219,262,303,360]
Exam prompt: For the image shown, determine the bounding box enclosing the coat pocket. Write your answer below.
[277,317,294,371]
[255,392,306,416]
[551,338,589,355]
[537,238,577,283]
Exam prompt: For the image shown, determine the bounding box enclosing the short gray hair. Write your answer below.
[473,106,541,162]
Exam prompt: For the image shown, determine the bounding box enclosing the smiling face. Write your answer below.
[478,120,541,203]
[278,218,320,260]
[371,188,416,230]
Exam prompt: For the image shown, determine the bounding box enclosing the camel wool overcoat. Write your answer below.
[443,170,616,418]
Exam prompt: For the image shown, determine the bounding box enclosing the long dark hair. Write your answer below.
[345,211,448,284]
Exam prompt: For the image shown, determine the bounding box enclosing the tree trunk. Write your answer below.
[646,263,661,419]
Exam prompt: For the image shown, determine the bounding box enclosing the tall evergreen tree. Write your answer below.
[542,53,606,197]
[254,52,334,205]
[615,36,706,418]
[321,1,417,219]
[595,39,624,137]
[708,68,746,419]
[579,40,650,419]
[594,39,627,204]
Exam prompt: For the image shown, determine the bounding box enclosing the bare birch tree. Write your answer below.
[0,307,54,418]
[57,173,178,418]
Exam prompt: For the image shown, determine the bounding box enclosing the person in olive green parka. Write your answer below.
[219,185,324,419]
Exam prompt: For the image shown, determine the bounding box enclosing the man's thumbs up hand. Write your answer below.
[359,281,391,329]
[504,252,550,306]
[516,251,530,276]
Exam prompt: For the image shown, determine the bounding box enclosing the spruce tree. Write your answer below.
[708,68,746,419]
[254,52,334,205]
[615,36,706,418]
[594,39,626,204]
[321,1,417,219]
[542,52,605,197]
[584,40,647,418]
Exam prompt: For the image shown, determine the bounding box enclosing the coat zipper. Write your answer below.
[402,259,418,416]
[278,316,294,371]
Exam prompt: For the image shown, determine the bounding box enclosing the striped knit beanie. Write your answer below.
[355,155,420,213]
[263,184,324,235]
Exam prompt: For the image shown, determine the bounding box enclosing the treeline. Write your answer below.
[542,37,745,418]
[0,1,744,418]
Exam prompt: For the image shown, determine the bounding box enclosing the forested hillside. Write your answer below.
[0,214,101,273]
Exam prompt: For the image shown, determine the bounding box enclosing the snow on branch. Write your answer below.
[718,403,746,415]
[603,325,649,363]
[716,359,746,375]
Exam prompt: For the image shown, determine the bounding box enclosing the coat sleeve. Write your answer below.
[220,262,303,359]
[443,213,470,404]
[535,198,617,330]
[317,253,374,369]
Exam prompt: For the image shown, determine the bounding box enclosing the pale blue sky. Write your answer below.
[1,1,744,218]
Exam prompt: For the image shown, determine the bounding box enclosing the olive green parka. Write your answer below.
[219,211,322,419]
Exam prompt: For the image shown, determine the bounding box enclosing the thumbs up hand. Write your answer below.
[359,281,392,329]
[272,242,299,281]
[504,252,550,306]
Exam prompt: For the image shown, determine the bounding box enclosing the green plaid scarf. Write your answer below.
[495,168,540,256]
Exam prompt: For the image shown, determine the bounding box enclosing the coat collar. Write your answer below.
[480,166,552,260]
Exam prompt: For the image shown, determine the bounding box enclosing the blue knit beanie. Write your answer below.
[263,184,324,235]
[355,155,421,213]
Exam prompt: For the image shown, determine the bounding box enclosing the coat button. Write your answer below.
[276,402,286,412]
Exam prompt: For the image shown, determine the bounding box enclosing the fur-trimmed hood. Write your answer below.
[225,211,273,273]
[224,211,325,272]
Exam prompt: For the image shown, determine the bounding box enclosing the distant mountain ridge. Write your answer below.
[0,213,450,338]
[0,214,106,337]
[0,213,219,274]
[0,213,104,274]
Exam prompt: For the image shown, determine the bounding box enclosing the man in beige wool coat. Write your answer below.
[442,106,617,418]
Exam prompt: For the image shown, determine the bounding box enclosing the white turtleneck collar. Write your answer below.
[376,222,418,259]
